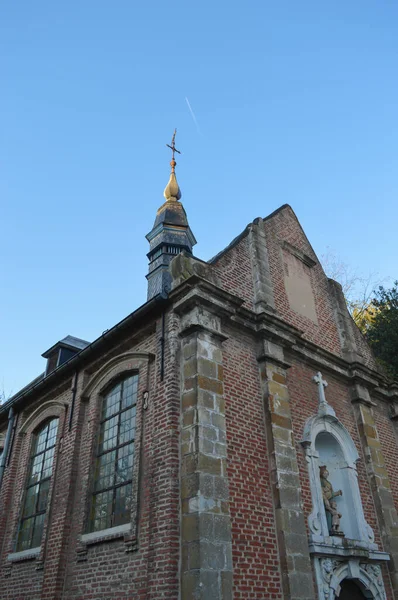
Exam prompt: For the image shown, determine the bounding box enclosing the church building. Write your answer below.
[1,134,398,600]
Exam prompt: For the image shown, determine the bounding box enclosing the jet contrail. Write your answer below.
[185,97,202,136]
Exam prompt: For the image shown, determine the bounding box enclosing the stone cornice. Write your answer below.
[169,274,395,402]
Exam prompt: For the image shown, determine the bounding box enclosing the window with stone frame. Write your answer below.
[89,373,138,532]
[16,418,59,551]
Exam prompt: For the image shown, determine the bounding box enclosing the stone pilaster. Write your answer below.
[180,307,233,600]
[352,388,398,597]
[328,279,361,363]
[248,218,275,312]
[259,340,316,600]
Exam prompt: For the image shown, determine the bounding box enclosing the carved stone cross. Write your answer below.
[312,371,328,405]
[312,371,336,417]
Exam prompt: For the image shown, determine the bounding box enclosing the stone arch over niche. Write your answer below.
[317,558,386,600]
[301,379,375,547]
[339,579,368,600]
[315,431,361,540]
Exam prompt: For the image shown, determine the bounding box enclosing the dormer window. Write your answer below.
[42,335,90,376]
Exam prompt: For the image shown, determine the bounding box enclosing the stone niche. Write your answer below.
[316,432,361,541]
[302,373,389,600]
[302,408,375,550]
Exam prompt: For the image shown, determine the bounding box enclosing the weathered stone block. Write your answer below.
[199,571,220,600]
[271,413,292,429]
[200,473,215,497]
[272,371,287,385]
[197,407,212,425]
[198,454,223,475]
[221,571,233,599]
[363,423,377,439]
[184,359,198,379]
[215,443,227,457]
[201,541,226,570]
[272,425,293,445]
[202,426,218,442]
[181,473,200,499]
[268,380,290,400]
[278,485,301,509]
[211,413,226,430]
[198,389,215,410]
[182,454,198,476]
[214,515,232,542]
[198,375,223,395]
[215,395,225,413]
[182,390,197,411]
[181,571,200,599]
[182,514,200,542]
[283,532,310,556]
[199,437,215,455]
[288,571,315,599]
[183,338,197,360]
[213,476,229,501]
[199,513,214,539]
[184,376,197,393]
[274,454,297,473]
[189,541,200,569]
[277,472,301,489]
[269,396,291,416]
[198,358,217,379]
[183,409,196,428]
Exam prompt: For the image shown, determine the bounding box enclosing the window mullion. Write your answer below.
[90,375,138,533]
[29,423,49,547]
[112,382,124,526]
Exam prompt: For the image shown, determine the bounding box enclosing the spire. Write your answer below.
[164,129,182,201]
[145,130,197,300]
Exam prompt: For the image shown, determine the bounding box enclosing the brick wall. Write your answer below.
[375,405,398,515]
[212,234,254,311]
[264,206,343,356]
[287,359,394,599]
[0,313,181,600]
[223,329,283,599]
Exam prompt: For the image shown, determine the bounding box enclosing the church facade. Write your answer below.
[1,147,398,600]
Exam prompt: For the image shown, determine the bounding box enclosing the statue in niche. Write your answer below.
[320,465,344,537]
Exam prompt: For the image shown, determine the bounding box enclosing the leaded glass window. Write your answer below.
[17,418,59,551]
[89,374,138,532]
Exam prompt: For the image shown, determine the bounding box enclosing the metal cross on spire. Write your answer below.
[166,129,181,162]
[163,129,182,200]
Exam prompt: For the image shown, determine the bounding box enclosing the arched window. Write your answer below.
[89,374,138,532]
[17,418,59,551]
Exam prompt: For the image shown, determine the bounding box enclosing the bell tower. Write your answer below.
[146,130,196,299]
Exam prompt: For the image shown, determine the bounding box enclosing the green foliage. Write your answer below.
[366,282,398,379]
[351,301,377,334]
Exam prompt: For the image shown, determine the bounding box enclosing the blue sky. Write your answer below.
[1,1,398,396]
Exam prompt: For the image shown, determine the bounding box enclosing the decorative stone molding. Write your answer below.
[19,400,66,435]
[81,352,154,400]
[353,400,398,596]
[170,251,219,290]
[328,279,362,364]
[314,557,387,600]
[248,218,276,312]
[302,372,375,549]
[259,341,316,600]
[179,305,233,600]
[282,240,317,268]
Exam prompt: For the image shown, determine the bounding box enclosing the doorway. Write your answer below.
[338,579,367,600]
